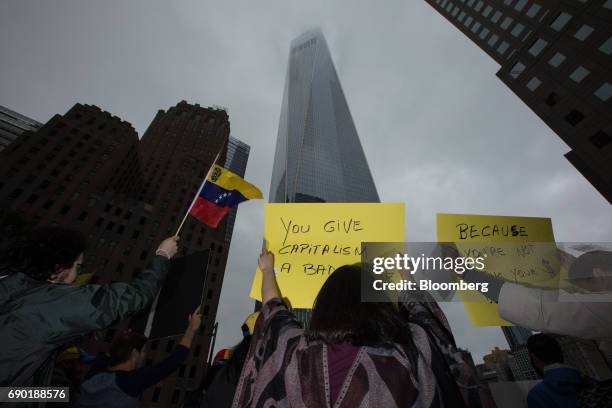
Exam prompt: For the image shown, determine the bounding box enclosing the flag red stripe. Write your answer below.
[189,197,231,228]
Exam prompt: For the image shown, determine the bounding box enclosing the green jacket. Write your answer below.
[0,255,169,386]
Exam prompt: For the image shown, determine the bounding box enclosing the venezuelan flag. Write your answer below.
[190,164,263,228]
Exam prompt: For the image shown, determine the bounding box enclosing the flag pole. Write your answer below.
[175,149,223,236]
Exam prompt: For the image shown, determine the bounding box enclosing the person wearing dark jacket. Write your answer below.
[75,306,201,407]
[527,333,581,408]
[197,312,258,408]
[0,226,179,386]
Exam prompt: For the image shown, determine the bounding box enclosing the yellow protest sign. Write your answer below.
[436,213,558,326]
[249,203,406,309]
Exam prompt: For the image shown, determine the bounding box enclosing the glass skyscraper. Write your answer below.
[269,28,380,204]
[269,29,380,325]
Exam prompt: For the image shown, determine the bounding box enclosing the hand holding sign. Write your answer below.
[437,213,560,326]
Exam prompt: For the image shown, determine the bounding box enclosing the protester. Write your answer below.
[459,249,612,362]
[527,333,581,408]
[0,226,179,386]
[198,312,259,408]
[48,345,96,405]
[75,306,201,407]
[231,250,484,408]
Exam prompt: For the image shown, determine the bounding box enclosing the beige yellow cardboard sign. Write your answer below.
[249,203,406,309]
[437,213,558,326]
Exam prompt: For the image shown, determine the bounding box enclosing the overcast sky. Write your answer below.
[2,0,611,363]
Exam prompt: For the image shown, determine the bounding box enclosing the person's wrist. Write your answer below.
[156,249,171,259]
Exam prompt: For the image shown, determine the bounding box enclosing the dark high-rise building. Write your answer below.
[268,29,380,324]
[0,101,249,406]
[425,0,612,204]
[269,28,380,205]
[502,326,532,351]
[0,105,42,152]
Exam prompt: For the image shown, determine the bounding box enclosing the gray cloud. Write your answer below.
[2,0,611,364]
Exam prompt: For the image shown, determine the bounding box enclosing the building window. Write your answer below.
[152,387,160,402]
[511,23,525,37]
[178,365,185,377]
[569,66,590,83]
[548,52,566,67]
[132,230,140,239]
[482,5,493,17]
[528,38,548,56]
[590,131,611,148]
[452,7,459,17]
[471,22,482,33]
[599,37,612,55]
[78,211,88,221]
[500,16,513,30]
[550,12,572,31]
[604,0,612,10]
[464,16,474,26]
[497,41,510,54]
[526,77,542,91]
[545,92,560,106]
[526,3,541,18]
[26,194,38,204]
[42,200,53,209]
[514,0,528,12]
[189,366,197,379]
[59,205,70,215]
[474,1,484,12]
[171,390,180,404]
[491,10,502,23]
[574,25,594,41]
[458,11,466,21]
[488,34,499,46]
[565,110,584,126]
[594,83,612,102]
[509,61,526,79]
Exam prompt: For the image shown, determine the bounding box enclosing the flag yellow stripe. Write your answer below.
[207,164,263,199]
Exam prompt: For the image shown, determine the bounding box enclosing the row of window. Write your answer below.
[534,88,611,149]
[438,0,543,21]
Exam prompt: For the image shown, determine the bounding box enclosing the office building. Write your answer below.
[425,0,612,203]
[502,326,532,351]
[483,347,515,381]
[268,29,381,323]
[223,136,251,242]
[508,346,539,380]
[0,105,42,152]
[269,28,380,204]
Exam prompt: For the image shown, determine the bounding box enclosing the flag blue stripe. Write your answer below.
[198,181,248,208]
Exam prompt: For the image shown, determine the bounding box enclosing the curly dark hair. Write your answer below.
[0,226,87,281]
